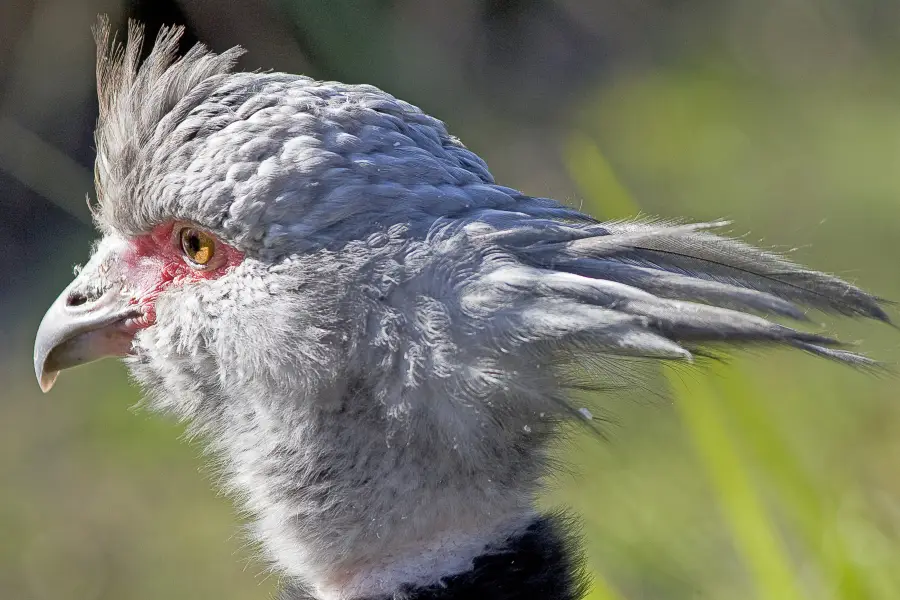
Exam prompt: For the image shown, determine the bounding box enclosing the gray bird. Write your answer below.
[34,19,889,600]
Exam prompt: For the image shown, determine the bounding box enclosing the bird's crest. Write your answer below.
[91,16,244,231]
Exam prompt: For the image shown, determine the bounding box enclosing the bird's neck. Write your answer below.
[216,376,561,599]
[278,515,589,600]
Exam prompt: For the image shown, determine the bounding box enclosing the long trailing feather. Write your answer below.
[462,213,889,368]
[518,219,889,321]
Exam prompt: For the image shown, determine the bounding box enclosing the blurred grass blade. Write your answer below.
[716,368,875,599]
[563,132,638,599]
[565,131,802,600]
[665,364,805,600]
[585,574,627,600]
[564,132,638,220]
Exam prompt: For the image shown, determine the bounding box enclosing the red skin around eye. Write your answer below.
[122,222,244,327]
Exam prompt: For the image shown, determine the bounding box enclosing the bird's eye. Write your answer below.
[179,227,216,266]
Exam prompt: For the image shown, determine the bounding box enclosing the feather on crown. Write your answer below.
[91,16,244,230]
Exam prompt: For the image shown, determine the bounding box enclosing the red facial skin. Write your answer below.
[121,221,244,330]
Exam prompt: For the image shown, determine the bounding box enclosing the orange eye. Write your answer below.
[179,228,216,266]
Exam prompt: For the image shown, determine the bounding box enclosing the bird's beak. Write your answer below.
[34,241,141,393]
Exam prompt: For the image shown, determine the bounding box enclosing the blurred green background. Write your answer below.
[2,1,899,599]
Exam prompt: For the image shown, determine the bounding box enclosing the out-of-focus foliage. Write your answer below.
[2,1,900,599]
[556,63,900,600]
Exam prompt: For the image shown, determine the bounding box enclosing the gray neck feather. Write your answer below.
[213,378,542,598]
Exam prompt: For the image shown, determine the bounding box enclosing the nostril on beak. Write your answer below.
[66,292,89,307]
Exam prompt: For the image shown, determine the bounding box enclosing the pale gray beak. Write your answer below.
[34,241,140,392]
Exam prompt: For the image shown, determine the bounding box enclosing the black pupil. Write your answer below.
[186,232,201,254]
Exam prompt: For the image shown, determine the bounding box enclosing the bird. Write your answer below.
[33,17,890,600]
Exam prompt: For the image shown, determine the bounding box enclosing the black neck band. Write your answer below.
[280,514,590,600]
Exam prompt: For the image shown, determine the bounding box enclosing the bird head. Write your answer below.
[33,18,890,600]
[34,19,508,420]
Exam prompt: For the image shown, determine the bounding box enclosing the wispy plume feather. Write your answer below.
[91,15,244,230]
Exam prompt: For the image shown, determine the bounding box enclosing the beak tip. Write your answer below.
[35,349,58,392]
[39,370,58,393]
[34,337,55,392]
